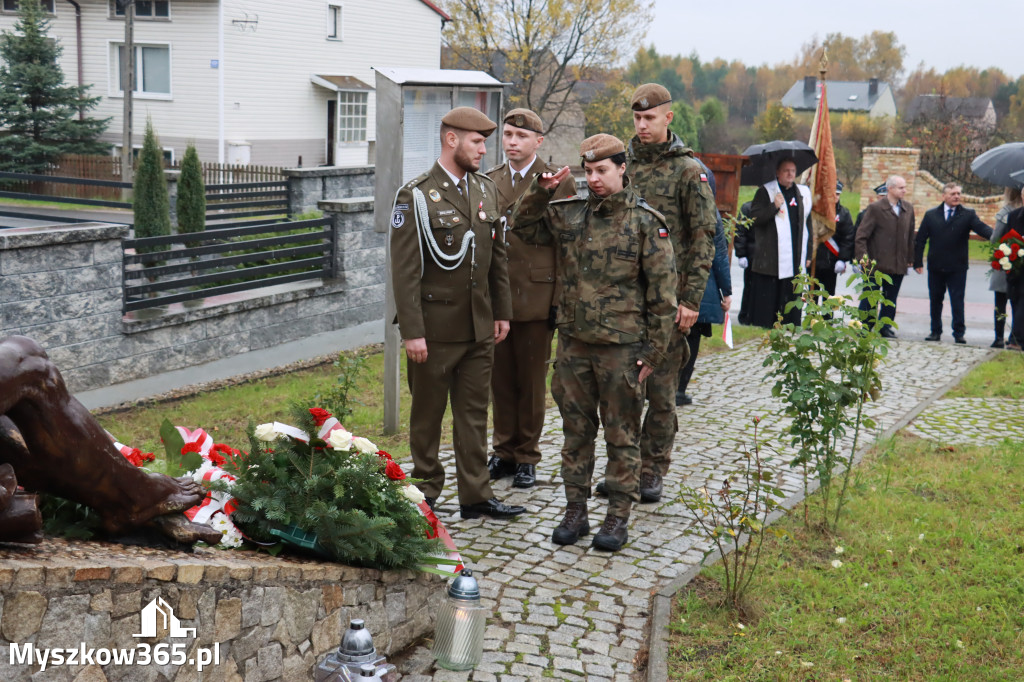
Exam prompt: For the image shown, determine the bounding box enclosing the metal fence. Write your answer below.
[121,217,334,312]
[205,180,289,226]
[918,147,1001,196]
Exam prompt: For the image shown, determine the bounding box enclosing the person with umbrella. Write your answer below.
[742,145,814,328]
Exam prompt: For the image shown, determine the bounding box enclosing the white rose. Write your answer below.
[401,484,426,504]
[1000,256,1011,270]
[352,436,378,455]
[999,243,1012,255]
[254,423,278,442]
[327,429,354,451]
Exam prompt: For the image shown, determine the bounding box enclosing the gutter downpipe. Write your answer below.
[64,0,83,120]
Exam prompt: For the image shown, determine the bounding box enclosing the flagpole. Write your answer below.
[808,48,829,279]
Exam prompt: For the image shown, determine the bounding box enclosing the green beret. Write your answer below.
[441,107,497,136]
[503,108,544,134]
[630,83,672,111]
[580,134,625,163]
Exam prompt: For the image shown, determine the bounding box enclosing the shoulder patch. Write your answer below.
[391,208,405,229]
[699,172,708,182]
[658,226,669,238]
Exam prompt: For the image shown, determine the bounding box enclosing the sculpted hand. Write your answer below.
[539,166,571,190]
[637,360,654,383]
[405,338,428,364]
[494,320,510,343]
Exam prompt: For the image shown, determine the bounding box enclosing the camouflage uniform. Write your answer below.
[512,176,677,518]
[627,133,717,479]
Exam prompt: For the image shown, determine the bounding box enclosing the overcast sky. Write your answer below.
[648,0,1019,79]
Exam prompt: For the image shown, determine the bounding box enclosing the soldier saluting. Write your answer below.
[485,108,575,490]
[389,107,526,521]
[512,134,678,552]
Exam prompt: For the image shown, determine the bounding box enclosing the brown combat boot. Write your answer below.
[639,472,663,503]
[551,502,590,545]
[591,513,629,551]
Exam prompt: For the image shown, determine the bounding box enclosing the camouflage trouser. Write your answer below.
[638,329,690,477]
[551,335,644,519]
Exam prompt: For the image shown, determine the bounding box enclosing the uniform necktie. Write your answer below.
[511,171,521,187]
[457,177,467,197]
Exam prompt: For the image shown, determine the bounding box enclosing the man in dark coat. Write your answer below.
[854,175,916,338]
[814,181,856,299]
[914,182,993,343]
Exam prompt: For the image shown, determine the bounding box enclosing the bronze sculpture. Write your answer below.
[0,335,220,546]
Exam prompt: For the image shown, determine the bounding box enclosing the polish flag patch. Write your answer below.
[699,173,708,182]
[658,227,669,238]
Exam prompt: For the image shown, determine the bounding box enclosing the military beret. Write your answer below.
[580,134,625,163]
[836,180,844,192]
[630,83,672,111]
[503,108,543,134]
[441,107,497,136]
[874,182,888,196]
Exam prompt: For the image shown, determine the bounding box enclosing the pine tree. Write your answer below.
[0,0,109,173]
[133,119,170,242]
[177,143,206,238]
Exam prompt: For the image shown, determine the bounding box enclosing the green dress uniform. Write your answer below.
[511,176,677,519]
[389,161,512,505]
[627,133,717,486]
[486,157,575,472]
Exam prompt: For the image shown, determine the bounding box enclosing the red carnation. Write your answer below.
[309,408,333,426]
[181,442,202,455]
[384,459,406,481]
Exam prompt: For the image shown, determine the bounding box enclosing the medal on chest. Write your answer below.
[445,231,454,247]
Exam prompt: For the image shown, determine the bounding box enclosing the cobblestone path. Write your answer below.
[906,396,1024,445]
[406,340,990,682]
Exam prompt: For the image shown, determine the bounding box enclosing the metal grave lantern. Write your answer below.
[432,568,487,670]
[314,618,393,681]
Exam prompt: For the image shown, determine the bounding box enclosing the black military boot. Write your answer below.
[512,463,536,488]
[487,455,516,481]
[639,472,663,503]
[591,514,628,551]
[551,502,590,545]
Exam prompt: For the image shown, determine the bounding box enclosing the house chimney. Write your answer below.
[869,78,879,96]
[804,76,816,94]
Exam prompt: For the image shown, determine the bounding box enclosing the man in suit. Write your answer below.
[389,107,525,520]
[485,108,574,489]
[854,175,915,338]
[915,183,993,344]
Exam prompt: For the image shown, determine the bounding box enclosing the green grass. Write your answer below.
[0,196,131,211]
[946,350,1024,399]
[667,352,1024,681]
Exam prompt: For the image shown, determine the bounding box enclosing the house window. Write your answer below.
[338,91,367,142]
[111,0,170,19]
[113,43,171,96]
[327,4,342,40]
[112,145,174,164]
[2,0,56,13]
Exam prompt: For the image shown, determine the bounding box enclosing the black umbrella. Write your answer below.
[971,143,1024,188]
[740,140,818,186]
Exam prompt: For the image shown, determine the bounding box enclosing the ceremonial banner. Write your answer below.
[806,78,837,257]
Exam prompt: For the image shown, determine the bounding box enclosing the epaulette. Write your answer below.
[402,171,430,190]
[551,195,584,204]
[636,198,668,223]
[485,163,505,175]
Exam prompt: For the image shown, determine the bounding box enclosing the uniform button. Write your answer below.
[588,237,592,242]
[427,294,433,300]
[583,267,588,272]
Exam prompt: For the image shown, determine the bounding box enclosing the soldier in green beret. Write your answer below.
[485,108,575,490]
[591,83,716,504]
[511,134,678,551]
[389,107,526,521]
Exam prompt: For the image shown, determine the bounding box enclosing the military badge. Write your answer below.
[789,197,798,207]
[391,209,405,229]
[699,173,708,182]
[429,189,441,203]
[640,97,649,108]
[658,227,669,238]
[584,150,595,161]
[514,114,525,127]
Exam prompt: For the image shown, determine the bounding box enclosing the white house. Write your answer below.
[0,0,449,167]
[781,77,898,119]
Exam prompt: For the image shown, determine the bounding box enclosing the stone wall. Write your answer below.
[284,166,375,216]
[0,197,383,393]
[0,547,443,681]
[859,146,1004,225]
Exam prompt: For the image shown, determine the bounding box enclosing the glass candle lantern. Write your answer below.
[432,568,487,670]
